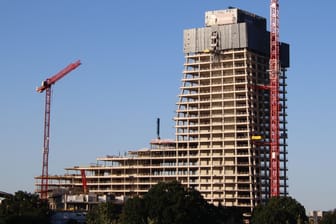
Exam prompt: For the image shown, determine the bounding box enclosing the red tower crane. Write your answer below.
[36,60,81,200]
[269,0,280,197]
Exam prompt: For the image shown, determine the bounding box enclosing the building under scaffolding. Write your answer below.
[36,7,289,214]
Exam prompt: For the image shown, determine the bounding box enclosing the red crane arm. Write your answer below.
[36,60,81,93]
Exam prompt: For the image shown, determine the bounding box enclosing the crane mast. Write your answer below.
[37,60,81,200]
[81,170,88,194]
[269,0,280,197]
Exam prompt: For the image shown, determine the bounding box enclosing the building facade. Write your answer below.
[36,7,289,214]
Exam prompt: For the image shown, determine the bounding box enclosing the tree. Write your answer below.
[86,201,122,224]
[212,205,244,224]
[320,209,336,224]
[120,181,243,224]
[119,197,147,224]
[143,181,210,224]
[0,191,50,224]
[251,196,308,224]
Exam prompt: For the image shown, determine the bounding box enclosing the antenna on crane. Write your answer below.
[36,60,81,200]
[269,0,280,197]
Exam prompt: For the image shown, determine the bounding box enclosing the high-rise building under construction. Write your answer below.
[37,7,289,213]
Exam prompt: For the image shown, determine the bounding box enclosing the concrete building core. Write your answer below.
[35,7,290,214]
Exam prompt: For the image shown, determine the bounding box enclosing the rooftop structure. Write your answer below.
[35,7,290,215]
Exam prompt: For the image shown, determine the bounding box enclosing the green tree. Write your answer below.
[86,201,121,224]
[320,209,336,224]
[143,181,210,224]
[0,191,50,224]
[212,205,244,224]
[251,196,308,224]
[120,181,243,224]
[119,197,147,224]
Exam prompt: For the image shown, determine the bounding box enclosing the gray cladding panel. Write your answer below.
[204,28,211,50]
[183,23,250,54]
[231,25,239,48]
[183,21,289,68]
[222,25,230,49]
[183,29,195,53]
[239,24,248,48]
[197,28,205,52]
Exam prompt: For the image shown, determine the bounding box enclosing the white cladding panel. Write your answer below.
[205,9,238,26]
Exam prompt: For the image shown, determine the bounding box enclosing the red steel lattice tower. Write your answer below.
[269,0,280,197]
[36,60,81,200]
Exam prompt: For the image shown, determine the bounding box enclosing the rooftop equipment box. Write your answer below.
[205,8,266,29]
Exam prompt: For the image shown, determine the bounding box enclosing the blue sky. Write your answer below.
[1,0,335,212]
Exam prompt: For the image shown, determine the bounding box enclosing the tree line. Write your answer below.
[87,181,243,224]
[1,182,335,224]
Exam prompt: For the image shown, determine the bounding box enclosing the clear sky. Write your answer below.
[0,0,335,212]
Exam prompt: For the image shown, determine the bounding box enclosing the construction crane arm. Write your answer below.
[36,60,81,93]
